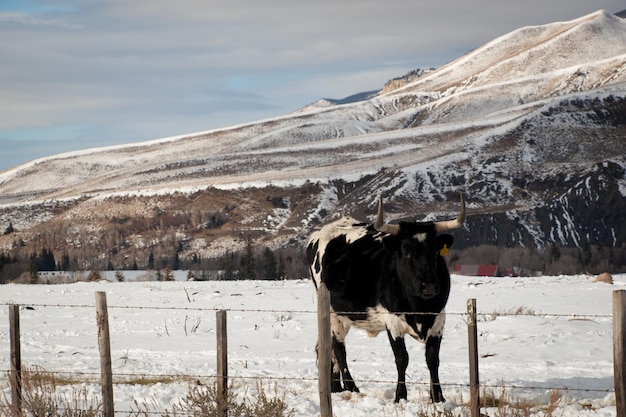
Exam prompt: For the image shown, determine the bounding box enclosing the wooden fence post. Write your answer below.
[614,290,626,417]
[216,310,228,417]
[317,283,333,417]
[9,305,22,417]
[95,292,114,417]
[467,298,480,417]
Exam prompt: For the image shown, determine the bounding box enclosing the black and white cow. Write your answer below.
[307,196,466,403]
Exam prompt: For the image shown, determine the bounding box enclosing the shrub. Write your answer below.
[87,270,103,282]
[0,367,102,417]
[130,380,295,417]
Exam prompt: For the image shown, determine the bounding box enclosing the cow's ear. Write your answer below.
[437,234,454,256]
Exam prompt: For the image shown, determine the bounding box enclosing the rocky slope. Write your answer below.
[1,10,625,275]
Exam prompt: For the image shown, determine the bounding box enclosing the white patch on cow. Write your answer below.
[354,305,389,337]
[313,217,367,246]
[349,305,446,342]
[332,304,417,341]
[426,310,446,339]
[329,313,352,373]
[330,312,352,342]
[309,217,368,289]
[414,232,428,242]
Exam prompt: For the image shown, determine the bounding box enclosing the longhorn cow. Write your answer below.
[307,196,466,402]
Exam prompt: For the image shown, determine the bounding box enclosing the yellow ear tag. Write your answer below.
[440,244,449,256]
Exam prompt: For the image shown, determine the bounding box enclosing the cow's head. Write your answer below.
[374,196,466,299]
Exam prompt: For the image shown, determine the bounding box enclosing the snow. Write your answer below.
[1,10,625,206]
[0,274,623,416]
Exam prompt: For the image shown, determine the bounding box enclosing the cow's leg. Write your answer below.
[332,335,359,392]
[386,330,408,402]
[316,340,343,393]
[425,335,445,403]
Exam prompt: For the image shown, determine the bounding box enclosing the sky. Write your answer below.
[0,1,623,172]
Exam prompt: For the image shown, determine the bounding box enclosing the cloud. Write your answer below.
[0,11,81,28]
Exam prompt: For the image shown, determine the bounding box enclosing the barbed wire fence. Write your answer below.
[2,288,625,417]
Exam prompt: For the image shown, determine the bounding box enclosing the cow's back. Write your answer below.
[308,217,391,317]
[307,217,367,286]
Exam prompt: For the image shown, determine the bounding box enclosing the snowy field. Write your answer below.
[0,274,623,416]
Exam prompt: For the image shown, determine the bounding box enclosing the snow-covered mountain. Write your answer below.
[1,10,625,273]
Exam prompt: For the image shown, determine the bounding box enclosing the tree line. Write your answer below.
[0,237,308,283]
[3,240,624,284]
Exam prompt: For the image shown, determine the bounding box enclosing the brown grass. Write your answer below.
[594,272,613,284]
[0,367,102,417]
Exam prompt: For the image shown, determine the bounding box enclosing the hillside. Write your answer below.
[1,10,626,278]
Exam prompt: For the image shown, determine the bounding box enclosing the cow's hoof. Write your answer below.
[430,393,446,403]
[430,384,445,403]
[394,385,407,403]
[343,381,360,393]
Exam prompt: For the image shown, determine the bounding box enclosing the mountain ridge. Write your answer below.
[1,11,625,202]
[1,10,626,278]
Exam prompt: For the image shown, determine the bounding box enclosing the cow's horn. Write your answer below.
[374,197,400,235]
[434,195,466,232]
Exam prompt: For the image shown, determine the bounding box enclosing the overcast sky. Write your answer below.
[0,1,623,172]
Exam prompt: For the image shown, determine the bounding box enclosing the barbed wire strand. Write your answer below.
[1,367,615,417]
[0,302,613,319]
[1,368,614,395]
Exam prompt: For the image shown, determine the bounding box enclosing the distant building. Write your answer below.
[187,270,228,281]
[454,264,499,277]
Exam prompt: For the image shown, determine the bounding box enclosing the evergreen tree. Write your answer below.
[0,253,10,284]
[222,250,237,280]
[277,254,286,280]
[240,236,256,280]
[46,248,56,270]
[261,247,278,280]
[71,256,80,271]
[0,252,5,273]
[35,248,56,271]
[578,241,592,267]
[3,221,14,235]
[148,250,155,270]
[60,252,71,271]
[29,260,38,284]
[172,251,181,270]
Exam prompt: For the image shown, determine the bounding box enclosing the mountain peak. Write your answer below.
[373,10,626,134]
[1,11,626,275]
[1,10,625,205]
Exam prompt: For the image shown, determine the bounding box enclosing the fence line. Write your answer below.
[2,294,621,416]
[0,301,614,319]
[1,367,615,394]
